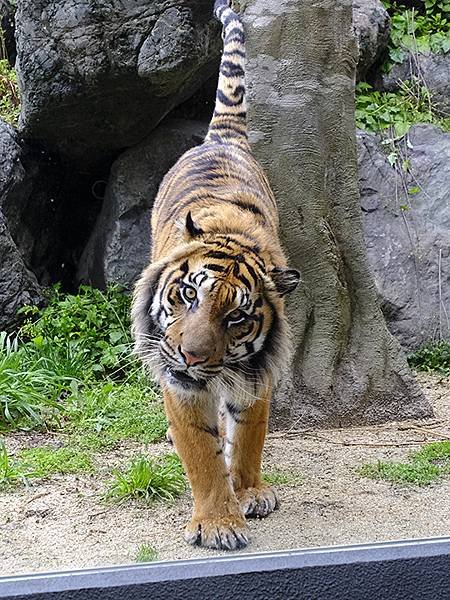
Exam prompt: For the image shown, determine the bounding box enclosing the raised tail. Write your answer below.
[205,0,248,146]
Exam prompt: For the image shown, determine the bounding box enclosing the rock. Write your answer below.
[0,120,33,253]
[77,118,208,288]
[353,0,390,79]
[0,120,43,327]
[15,0,221,161]
[358,124,450,349]
[0,211,43,331]
[378,52,450,116]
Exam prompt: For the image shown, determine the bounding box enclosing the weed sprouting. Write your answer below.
[105,454,186,504]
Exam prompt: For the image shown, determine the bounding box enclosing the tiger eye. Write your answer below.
[181,285,197,303]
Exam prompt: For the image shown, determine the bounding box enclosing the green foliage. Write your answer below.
[381,1,450,70]
[65,381,166,445]
[0,332,64,430]
[263,468,302,486]
[0,285,165,447]
[16,446,94,478]
[19,285,132,378]
[135,544,158,563]
[0,59,20,126]
[0,442,22,488]
[408,341,450,375]
[105,454,186,504]
[355,80,449,137]
[359,441,450,486]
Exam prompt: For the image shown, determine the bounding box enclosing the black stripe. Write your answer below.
[223,49,245,58]
[200,425,219,438]
[206,250,233,260]
[233,200,265,218]
[204,263,225,272]
[217,89,243,108]
[244,262,260,286]
[236,270,252,290]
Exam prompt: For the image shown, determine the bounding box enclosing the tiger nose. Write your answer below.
[180,347,206,366]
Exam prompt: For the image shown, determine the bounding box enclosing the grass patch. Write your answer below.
[263,468,302,486]
[0,59,20,126]
[16,446,94,478]
[0,442,22,488]
[359,441,450,486]
[105,454,186,504]
[0,285,166,448]
[408,340,450,376]
[135,544,158,563]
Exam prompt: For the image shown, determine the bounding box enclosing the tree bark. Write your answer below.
[243,0,433,428]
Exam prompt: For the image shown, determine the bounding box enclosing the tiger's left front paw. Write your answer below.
[236,486,279,518]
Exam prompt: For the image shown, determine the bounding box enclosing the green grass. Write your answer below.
[0,442,94,489]
[135,544,158,563]
[105,454,186,504]
[408,341,450,376]
[359,441,450,486]
[0,59,20,126]
[263,468,302,486]
[0,285,166,449]
[0,442,22,488]
[16,446,94,478]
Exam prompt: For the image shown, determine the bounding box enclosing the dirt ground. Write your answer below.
[1,373,449,577]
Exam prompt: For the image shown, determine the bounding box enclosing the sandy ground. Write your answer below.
[0,373,449,577]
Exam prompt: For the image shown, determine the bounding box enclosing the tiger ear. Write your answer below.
[270,267,301,296]
[185,211,204,238]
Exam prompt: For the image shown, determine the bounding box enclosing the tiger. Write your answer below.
[131,0,300,551]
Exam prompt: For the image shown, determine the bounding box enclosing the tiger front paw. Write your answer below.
[184,514,249,550]
[236,485,279,518]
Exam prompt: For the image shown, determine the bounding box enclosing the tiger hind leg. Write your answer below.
[225,390,279,519]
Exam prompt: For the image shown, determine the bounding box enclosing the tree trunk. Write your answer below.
[243,0,433,428]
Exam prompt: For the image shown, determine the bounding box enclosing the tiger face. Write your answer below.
[134,238,300,398]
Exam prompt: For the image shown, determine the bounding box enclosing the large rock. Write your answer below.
[0,120,43,327]
[353,0,390,79]
[0,211,42,331]
[379,52,450,116]
[358,124,450,349]
[15,0,221,161]
[77,118,207,288]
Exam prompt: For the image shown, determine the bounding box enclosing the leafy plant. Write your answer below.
[19,285,133,379]
[355,80,450,137]
[135,544,158,563]
[0,59,20,125]
[0,332,63,430]
[359,441,450,486]
[105,454,186,504]
[408,340,450,375]
[381,1,450,71]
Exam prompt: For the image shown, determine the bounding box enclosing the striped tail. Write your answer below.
[205,0,248,147]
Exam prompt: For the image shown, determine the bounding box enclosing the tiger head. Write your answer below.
[132,229,300,399]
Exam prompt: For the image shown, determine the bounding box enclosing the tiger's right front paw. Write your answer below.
[184,515,249,550]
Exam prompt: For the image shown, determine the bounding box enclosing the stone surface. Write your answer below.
[358,124,450,349]
[0,211,43,331]
[379,52,450,116]
[353,0,390,79]
[77,118,207,288]
[0,119,43,328]
[15,0,221,161]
